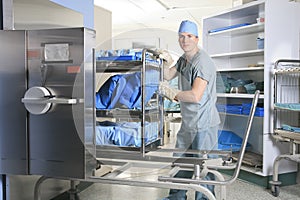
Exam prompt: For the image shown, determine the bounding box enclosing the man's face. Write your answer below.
[178,32,199,53]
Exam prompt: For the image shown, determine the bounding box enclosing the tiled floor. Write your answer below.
[77,132,300,200]
[78,177,300,200]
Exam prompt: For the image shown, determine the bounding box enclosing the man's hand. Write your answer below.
[158,50,174,68]
[159,81,180,102]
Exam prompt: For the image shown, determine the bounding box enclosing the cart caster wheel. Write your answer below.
[96,160,101,170]
[69,194,80,200]
[68,188,80,200]
[271,185,280,197]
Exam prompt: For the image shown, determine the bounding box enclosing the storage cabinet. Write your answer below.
[203,0,300,176]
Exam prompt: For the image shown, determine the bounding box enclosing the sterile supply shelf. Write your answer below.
[217,66,264,72]
[208,22,264,37]
[217,93,264,99]
[219,112,263,119]
[218,110,264,157]
[210,49,264,58]
[203,0,300,180]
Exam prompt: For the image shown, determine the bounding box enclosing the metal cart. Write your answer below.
[35,87,260,200]
[95,48,165,155]
[29,46,260,200]
[270,59,300,197]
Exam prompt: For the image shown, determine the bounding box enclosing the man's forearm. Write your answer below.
[163,66,177,81]
[176,90,202,103]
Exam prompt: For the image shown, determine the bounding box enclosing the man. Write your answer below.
[160,20,220,200]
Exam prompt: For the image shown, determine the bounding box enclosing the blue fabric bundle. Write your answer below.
[96,70,159,109]
[218,130,251,151]
[118,72,142,108]
[96,121,158,147]
[95,75,126,109]
[275,103,300,111]
[282,124,300,133]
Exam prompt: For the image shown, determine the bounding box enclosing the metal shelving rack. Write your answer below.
[270,59,300,197]
[95,48,164,156]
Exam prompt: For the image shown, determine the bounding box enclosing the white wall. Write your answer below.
[94,5,112,91]
[94,6,112,50]
[112,28,183,60]
[13,0,84,29]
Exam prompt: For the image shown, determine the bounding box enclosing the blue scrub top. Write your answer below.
[175,48,220,131]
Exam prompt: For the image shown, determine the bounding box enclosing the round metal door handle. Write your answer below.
[22,86,52,115]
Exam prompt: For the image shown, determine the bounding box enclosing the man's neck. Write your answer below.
[185,47,199,61]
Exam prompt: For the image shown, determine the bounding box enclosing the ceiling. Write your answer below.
[94,0,233,36]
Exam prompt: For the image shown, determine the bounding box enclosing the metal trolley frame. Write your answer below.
[270,59,300,197]
[33,49,260,200]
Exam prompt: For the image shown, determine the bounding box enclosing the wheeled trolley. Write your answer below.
[270,59,300,197]
[35,73,260,200]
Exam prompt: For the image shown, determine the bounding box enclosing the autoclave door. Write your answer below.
[23,28,96,179]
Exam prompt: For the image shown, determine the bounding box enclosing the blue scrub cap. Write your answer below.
[178,20,198,37]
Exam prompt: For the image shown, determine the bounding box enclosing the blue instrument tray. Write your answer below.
[242,103,264,117]
[218,130,251,151]
[216,104,243,114]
